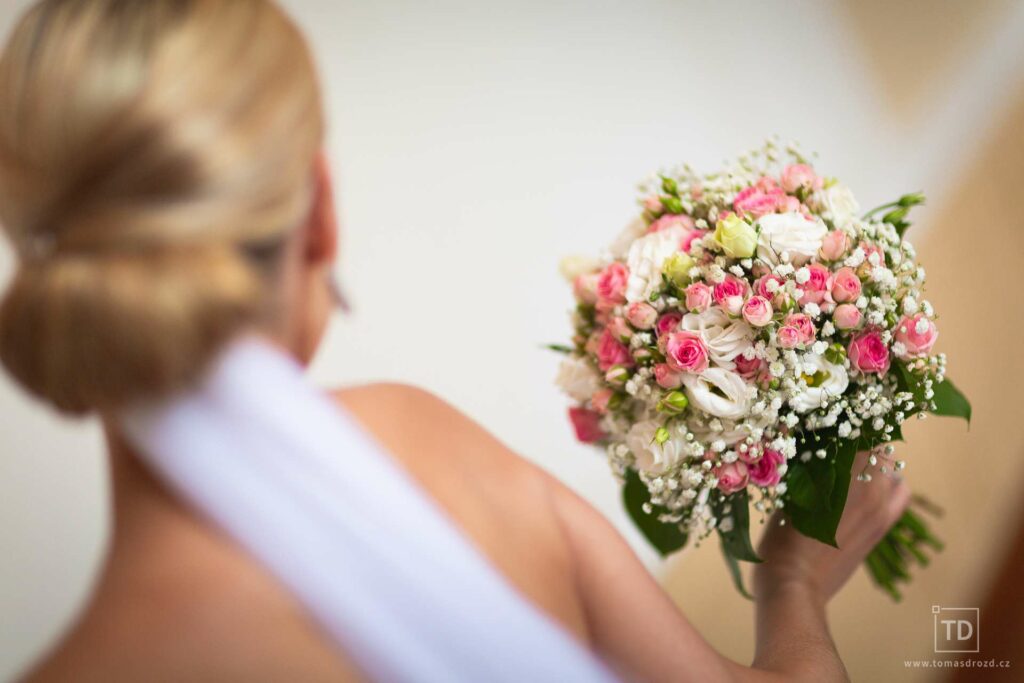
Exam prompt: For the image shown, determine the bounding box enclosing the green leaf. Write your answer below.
[622,468,688,556]
[714,489,761,563]
[543,343,574,354]
[930,377,971,425]
[786,439,858,547]
[720,538,754,600]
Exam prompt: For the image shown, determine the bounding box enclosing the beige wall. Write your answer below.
[1,1,1022,680]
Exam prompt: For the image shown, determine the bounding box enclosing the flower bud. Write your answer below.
[658,391,689,414]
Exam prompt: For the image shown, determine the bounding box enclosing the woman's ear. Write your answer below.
[304,151,338,267]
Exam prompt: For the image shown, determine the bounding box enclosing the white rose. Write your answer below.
[682,368,754,421]
[788,354,849,414]
[608,216,647,260]
[555,356,601,403]
[625,420,686,474]
[815,184,860,229]
[680,308,753,367]
[624,225,685,303]
[756,212,828,266]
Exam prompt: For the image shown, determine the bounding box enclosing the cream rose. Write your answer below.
[756,212,828,266]
[609,216,647,259]
[815,184,860,229]
[680,308,753,367]
[682,368,754,420]
[788,354,849,413]
[555,356,601,403]
[625,225,685,303]
[625,419,687,474]
[713,214,758,258]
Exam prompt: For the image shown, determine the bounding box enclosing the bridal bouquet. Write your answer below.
[553,142,970,599]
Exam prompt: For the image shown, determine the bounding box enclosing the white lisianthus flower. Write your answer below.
[756,212,828,266]
[625,225,685,303]
[815,184,860,229]
[682,368,754,421]
[625,420,686,474]
[609,216,648,259]
[555,356,601,403]
[788,354,849,414]
[680,308,753,367]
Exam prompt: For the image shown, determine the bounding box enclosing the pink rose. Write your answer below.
[713,275,750,316]
[607,317,631,342]
[748,448,785,487]
[590,388,613,414]
[830,266,861,303]
[568,407,605,444]
[684,282,712,313]
[734,177,785,218]
[680,228,707,253]
[664,331,710,373]
[596,328,633,371]
[856,241,885,276]
[573,273,599,305]
[734,354,763,381]
[780,164,822,194]
[655,311,682,338]
[742,295,774,327]
[777,195,801,213]
[648,213,696,234]
[754,274,787,308]
[777,326,802,349]
[894,313,938,358]
[625,301,658,330]
[654,363,683,389]
[798,264,831,305]
[833,303,862,330]
[715,461,749,494]
[848,330,890,375]
[596,262,629,305]
[819,229,849,261]
[784,313,816,343]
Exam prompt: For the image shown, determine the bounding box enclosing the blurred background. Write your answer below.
[1,0,1022,680]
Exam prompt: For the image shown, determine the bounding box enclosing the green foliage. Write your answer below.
[622,468,688,556]
[930,377,971,424]
[784,438,858,547]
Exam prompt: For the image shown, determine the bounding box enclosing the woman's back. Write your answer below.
[25,383,593,681]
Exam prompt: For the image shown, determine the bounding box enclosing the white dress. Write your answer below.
[119,337,617,683]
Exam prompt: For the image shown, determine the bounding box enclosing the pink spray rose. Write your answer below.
[642,195,663,213]
[856,241,886,276]
[607,317,631,342]
[798,264,831,305]
[833,303,862,330]
[654,363,683,389]
[596,262,629,305]
[848,330,890,375]
[680,228,708,253]
[734,177,785,218]
[655,311,683,338]
[713,275,750,316]
[590,388,613,414]
[748,448,785,487]
[626,301,658,330]
[754,273,787,308]
[777,326,802,349]
[742,295,774,327]
[784,313,816,343]
[648,212,696,234]
[780,164,822,193]
[684,282,712,313]
[715,461,749,494]
[596,328,633,371]
[894,313,938,358]
[734,354,764,382]
[819,229,850,261]
[830,266,862,303]
[664,331,710,374]
[568,407,605,444]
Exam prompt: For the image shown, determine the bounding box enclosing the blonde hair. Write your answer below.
[0,0,324,414]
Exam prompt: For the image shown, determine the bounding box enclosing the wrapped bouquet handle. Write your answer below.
[552,141,970,598]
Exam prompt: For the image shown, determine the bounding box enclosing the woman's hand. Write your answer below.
[754,450,912,602]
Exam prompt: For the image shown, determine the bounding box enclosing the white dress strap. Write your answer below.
[119,337,616,683]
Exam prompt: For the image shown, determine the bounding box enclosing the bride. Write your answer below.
[0,1,908,681]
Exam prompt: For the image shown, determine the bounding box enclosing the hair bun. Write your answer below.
[0,244,262,414]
